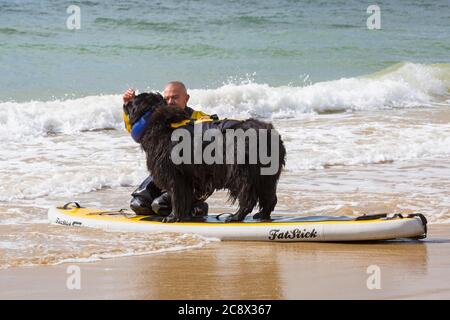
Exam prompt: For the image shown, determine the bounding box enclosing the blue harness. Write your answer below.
[131,110,153,143]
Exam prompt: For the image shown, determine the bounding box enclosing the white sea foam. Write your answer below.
[0,131,148,201]
[280,118,450,170]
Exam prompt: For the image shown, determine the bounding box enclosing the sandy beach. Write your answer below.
[1,224,449,300]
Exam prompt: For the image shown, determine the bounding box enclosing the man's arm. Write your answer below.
[122,88,135,133]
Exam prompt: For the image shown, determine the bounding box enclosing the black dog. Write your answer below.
[124,92,286,222]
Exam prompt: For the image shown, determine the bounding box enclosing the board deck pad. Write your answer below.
[139,214,356,223]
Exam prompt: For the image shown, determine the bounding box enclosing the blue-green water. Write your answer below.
[0,0,448,101]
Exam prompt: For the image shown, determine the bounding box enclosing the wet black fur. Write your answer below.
[124,92,286,222]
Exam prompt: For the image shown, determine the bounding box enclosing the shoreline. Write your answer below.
[1,224,450,299]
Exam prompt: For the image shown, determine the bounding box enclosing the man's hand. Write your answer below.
[123,88,135,104]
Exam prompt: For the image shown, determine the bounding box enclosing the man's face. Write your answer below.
[163,84,190,109]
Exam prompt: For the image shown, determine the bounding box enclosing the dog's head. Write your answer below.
[124,92,166,126]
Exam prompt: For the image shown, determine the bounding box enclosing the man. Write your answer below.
[122,81,216,217]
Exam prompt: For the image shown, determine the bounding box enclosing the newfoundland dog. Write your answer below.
[124,92,286,222]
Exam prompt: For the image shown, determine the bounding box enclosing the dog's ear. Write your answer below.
[155,92,165,104]
[145,92,165,108]
[128,92,166,125]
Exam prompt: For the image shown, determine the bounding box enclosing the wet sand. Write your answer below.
[1,224,450,300]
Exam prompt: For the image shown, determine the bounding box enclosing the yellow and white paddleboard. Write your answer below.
[48,202,427,242]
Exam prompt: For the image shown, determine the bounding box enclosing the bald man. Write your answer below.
[122,81,217,217]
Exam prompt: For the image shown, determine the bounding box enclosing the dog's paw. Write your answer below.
[162,214,181,223]
[253,212,271,220]
[224,214,244,223]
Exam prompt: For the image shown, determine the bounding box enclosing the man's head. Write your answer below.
[163,81,190,109]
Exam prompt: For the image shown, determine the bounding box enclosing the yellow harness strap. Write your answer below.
[191,110,210,120]
[170,118,214,129]
[170,109,214,128]
[123,111,132,133]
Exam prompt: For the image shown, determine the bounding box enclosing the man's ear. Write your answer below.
[185,94,190,105]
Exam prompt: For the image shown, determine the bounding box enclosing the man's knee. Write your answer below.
[130,196,154,215]
[130,176,163,215]
[130,176,209,217]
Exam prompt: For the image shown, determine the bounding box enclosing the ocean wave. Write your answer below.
[94,17,187,32]
[0,62,448,140]
[190,62,450,118]
[0,95,124,141]
[0,27,53,37]
[0,27,26,35]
